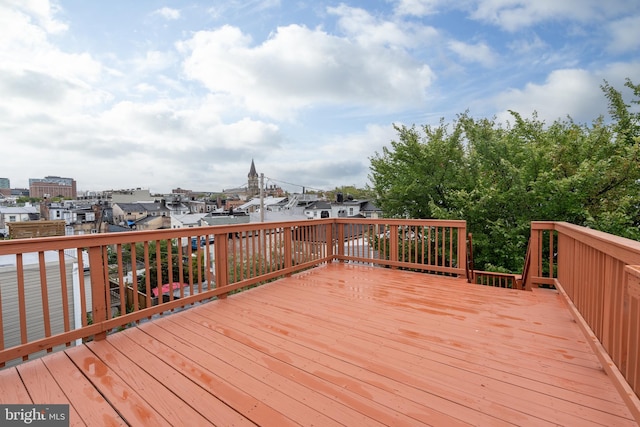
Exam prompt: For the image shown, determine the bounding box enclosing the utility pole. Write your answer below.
[260,173,264,222]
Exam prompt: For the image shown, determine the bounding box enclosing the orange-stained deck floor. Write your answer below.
[0,263,637,426]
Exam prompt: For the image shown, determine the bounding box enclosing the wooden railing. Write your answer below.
[472,271,521,289]
[0,218,466,367]
[528,221,640,409]
[466,232,524,290]
[335,219,467,276]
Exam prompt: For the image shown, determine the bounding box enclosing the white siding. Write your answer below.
[0,254,91,366]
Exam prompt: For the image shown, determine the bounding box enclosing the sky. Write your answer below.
[1,0,639,195]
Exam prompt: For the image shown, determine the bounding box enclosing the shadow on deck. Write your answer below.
[0,263,637,426]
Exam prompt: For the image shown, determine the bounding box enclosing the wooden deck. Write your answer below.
[0,263,637,426]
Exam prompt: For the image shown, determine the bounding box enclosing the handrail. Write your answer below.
[466,233,474,283]
[472,270,522,289]
[0,218,467,367]
[529,221,640,410]
[466,232,524,290]
[519,236,532,291]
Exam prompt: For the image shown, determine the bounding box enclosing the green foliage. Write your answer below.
[107,240,204,294]
[136,240,205,294]
[367,227,461,274]
[369,121,468,218]
[325,185,375,201]
[16,196,41,204]
[227,240,286,294]
[229,253,270,283]
[369,80,640,272]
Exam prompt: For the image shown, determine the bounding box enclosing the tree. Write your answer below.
[369,80,640,272]
[324,185,375,202]
[369,121,468,218]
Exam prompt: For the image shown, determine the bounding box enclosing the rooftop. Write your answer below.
[0,263,636,426]
[0,218,639,426]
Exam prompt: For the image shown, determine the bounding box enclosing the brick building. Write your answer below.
[29,176,77,199]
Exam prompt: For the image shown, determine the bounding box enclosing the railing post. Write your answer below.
[526,225,541,290]
[326,222,334,260]
[214,236,229,298]
[284,227,293,273]
[625,265,640,400]
[336,221,345,262]
[88,246,108,341]
[458,223,467,279]
[388,225,399,268]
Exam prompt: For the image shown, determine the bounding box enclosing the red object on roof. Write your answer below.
[152,282,186,297]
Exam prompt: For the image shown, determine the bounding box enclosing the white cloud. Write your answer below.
[490,61,640,125]
[207,0,281,21]
[133,82,157,94]
[506,34,546,54]
[153,7,180,21]
[3,0,638,194]
[2,0,68,33]
[178,24,434,120]
[608,15,640,53]
[491,69,605,125]
[599,61,640,84]
[132,50,176,73]
[394,0,457,17]
[0,3,103,84]
[448,40,497,67]
[263,123,395,189]
[3,93,285,191]
[0,2,108,127]
[328,4,438,48]
[470,0,636,32]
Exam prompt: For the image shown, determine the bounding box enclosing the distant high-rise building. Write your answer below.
[0,178,9,197]
[29,176,77,199]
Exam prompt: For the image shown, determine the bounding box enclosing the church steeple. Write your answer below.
[248,159,258,179]
[247,159,259,197]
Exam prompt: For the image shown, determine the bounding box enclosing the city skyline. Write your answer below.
[2,1,639,193]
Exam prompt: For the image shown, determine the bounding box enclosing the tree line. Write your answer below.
[369,79,640,273]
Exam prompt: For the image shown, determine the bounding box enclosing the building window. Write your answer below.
[9,215,16,222]
[349,208,354,216]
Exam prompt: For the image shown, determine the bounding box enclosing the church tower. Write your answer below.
[247,159,259,197]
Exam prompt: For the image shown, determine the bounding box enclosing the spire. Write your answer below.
[248,159,258,178]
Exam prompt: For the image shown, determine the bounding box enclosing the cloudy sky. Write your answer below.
[2,0,639,194]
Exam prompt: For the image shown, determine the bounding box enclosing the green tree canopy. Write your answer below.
[369,79,640,272]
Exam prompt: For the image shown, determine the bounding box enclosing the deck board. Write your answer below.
[16,358,86,426]
[41,352,127,427]
[0,367,32,404]
[161,309,419,426]
[0,263,637,426]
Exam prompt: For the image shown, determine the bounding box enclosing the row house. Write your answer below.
[0,206,39,236]
[304,199,382,219]
[112,201,171,230]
